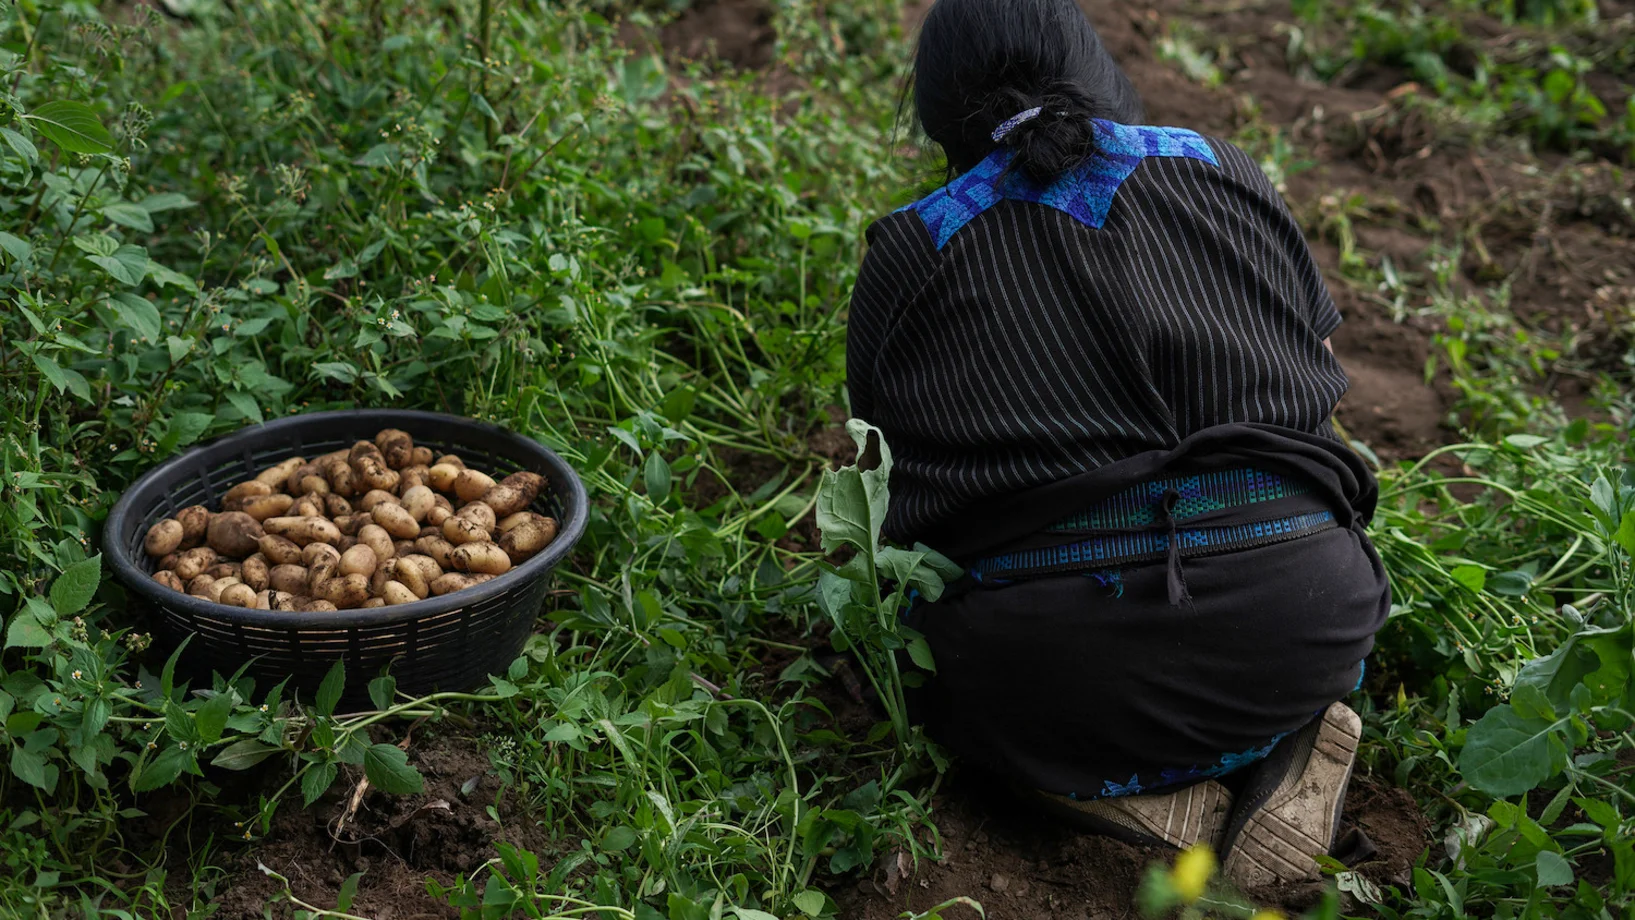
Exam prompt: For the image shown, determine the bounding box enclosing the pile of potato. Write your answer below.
[141,429,559,612]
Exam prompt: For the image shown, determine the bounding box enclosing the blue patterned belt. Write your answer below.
[967,467,1337,604]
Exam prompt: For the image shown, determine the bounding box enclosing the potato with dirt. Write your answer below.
[144,518,184,557]
[207,511,265,557]
[174,547,220,582]
[376,429,415,469]
[153,570,185,592]
[450,542,512,576]
[482,471,544,517]
[255,457,305,488]
[500,516,558,563]
[176,505,211,550]
[259,534,304,566]
[268,564,310,595]
[430,572,494,596]
[263,516,341,547]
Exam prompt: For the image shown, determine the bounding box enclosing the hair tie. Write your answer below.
[991,107,1044,142]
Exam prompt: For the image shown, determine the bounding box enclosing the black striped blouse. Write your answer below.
[846,121,1348,545]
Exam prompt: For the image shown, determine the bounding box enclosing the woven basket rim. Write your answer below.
[104,409,587,631]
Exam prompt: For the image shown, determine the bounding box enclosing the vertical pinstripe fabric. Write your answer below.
[847,133,1349,544]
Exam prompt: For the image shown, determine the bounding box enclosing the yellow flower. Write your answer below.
[1251,912,1286,920]
[1172,844,1216,903]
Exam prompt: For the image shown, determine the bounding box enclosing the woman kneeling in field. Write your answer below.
[845,0,1390,889]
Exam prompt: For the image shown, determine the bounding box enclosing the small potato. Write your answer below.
[253,589,272,610]
[415,535,457,569]
[398,553,442,582]
[242,493,296,522]
[436,454,466,470]
[157,552,180,572]
[174,547,219,582]
[418,524,441,540]
[400,465,432,491]
[302,542,341,567]
[177,505,211,549]
[297,599,339,613]
[259,534,304,566]
[242,554,270,591]
[410,446,434,467]
[402,485,435,522]
[393,540,416,558]
[427,463,461,493]
[372,503,420,540]
[387,558,429,599]
[363,597,387,608]
[307,555,340,591]
[427,494,455,526]
[451,542,512,576]
[500,517,559,563]
[337,535,358,552]
[324,494,353,518]
[290,495,325,518]
[381,580,419,606]
[298,474,331,496]
[223,480,272,510]
[482,472,544,517]
[220,584,257,608]
[255,456,305,488]
[206,562,241,580]
[187,574,215,596]
[208,511,265,558]
[326,460,359,498]
[153,570,185,592]
[340,544,378,578]
[443,515,490,545]
[430,572,493,596]
[453,470,497,503]
[376,428,415,469]
[334,514,366,537]
[370,566,391,598]
[269,591,299,611]
[357,489,400,512]
[457,501,497,531]
[263,516,341,547]
[315,573,371,609]
[269,564,310,595]
[498,511,547,533]
[145,519,184,557]
[285,462,322,494]
[359,524,395,563]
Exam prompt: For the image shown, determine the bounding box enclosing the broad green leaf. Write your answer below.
[164,699,200,745]
[4,606,51,649]
[489,677,519,698]
[195,692,234,744]
[1449,565,1486,594]
[1459,706,1562,796]
[816,419,893,554]
[337,872,363,912]
[313,362,359,384]
[132,745,188,792]
[1488,570,1532,597]
[602,825,638,851]
[31,353,67,394]
[1616,510,1635,557]
[1535,850,1573,887]
[732,911,780,920]
[1504,434,1549,450]
[644,451,671,504]
[101,202,155,233]
[367,675,396,711]
[160,411,214,453]
[49,555,101,616]
[353,143,401,167]
[111,293,163,342]
[315,659,345,717]
[23,101,114,155]
[792,891,827,917]
[223,391,263,425]
[10,744,56,791]
[211,738,280,771]
[906,636,937,673]
[0,126,37,164]
[87,245,150,285]
[138,192,196,213]
[0,231,30,263]
[362,743,423,794]
[301,760,337,806]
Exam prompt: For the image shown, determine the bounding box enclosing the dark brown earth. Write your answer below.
[198,725,554,920]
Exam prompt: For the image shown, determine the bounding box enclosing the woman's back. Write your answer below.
[847,121,1349,545]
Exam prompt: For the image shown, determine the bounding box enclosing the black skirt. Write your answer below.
[901,427,1391,800]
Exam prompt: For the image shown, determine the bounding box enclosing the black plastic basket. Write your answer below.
[104,409,587,710]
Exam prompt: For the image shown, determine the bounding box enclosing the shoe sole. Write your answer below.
[1223,703,1361,889]
[1027,780,1234,850]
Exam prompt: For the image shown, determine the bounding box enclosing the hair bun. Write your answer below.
[987,83,1100,184]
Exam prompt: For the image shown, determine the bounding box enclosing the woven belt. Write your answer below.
[967,467,1337,605]
[970,510,1337,582]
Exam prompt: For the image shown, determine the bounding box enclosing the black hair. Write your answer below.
[909,0,1145,185]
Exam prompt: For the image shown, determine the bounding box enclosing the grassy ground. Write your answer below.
[0,0,1633,918]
